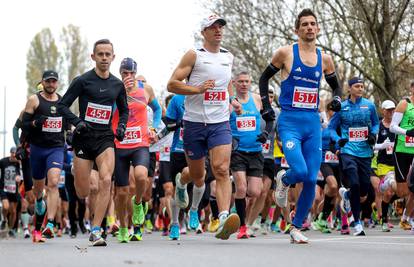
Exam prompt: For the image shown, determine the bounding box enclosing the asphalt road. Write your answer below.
[0,227,412,267]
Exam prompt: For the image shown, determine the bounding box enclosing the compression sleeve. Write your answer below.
[259,63,280,110]
[13,118,21,146]
[57,77,83,126]
[115,88,129,127]
[390,112,407,135]
[325,72,342,98]
[149,99,162,129]
[22,112,34,132]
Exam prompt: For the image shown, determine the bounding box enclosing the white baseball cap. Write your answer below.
[200,14,226,31]
[381,100,396,110]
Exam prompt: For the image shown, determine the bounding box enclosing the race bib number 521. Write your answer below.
[203,88,226,105]
[85,102,112,124]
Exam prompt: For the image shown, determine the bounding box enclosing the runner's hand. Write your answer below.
[261,108,275,122]
[75,121,89,135]
[116,123,126,141]
[123,77,135,90]
[231,98,242,115]
[33,115,48,128]
[406,128,414,137]
[256,131,269,144]
[338,138,348,147]
[329,96,342,112]
[197,80,215,94]
[367,134,377,146]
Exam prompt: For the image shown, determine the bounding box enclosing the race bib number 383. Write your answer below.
[203,88,226,105]
[236,116,256,132]
[85,102,112,124]
[292,86,318,109]
[42,117,62,132]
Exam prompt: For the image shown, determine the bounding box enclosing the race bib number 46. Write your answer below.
[203,88,226,105]
[85,102,112,124]
[262,140,271,154]
[236,116,256,132]
[121,127,142,144]
[349,127,368,142]
[42,117,62,133]
[292,86,318,109]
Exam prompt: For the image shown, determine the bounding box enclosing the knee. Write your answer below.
[290,166,308,180]
[235,184,247,198]
[163,183,173,197]
[248,187,261,198]
[212,163,229,180]
[116,187,130,198]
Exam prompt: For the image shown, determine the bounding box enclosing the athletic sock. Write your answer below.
[171,199,180,225]
[381,201,389,223]
[322,195,334,220]
[191,184,205,211]
[235,198,246,226]
[209,196,219,220]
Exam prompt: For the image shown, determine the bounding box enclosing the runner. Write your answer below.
[228,71,265,239]
[112,58,158,243]
[57,39,129,246]
[0,147,21,238]
[22,70,68,243]
[390,81,414,231]
[167,14,242,240]
[258,9,342,243]
[329,77,380,236]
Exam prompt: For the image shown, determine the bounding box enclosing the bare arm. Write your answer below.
[167,50,213,95]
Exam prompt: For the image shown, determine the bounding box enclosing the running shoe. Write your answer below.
[290,226,309,244]
[180,222,187,235]
[302,218,311,231]
[89,229,107,246]
[145,219,153,233]
[274,169,289,208]
[175,173,189,209]
[117,227,129,243]
[129,226,143,241]
[196,224,203,234]
[32,230,46,243]
[42,222,55,239]
[247,225,257,238]
[208,218,220,233]
[215,213,241,240]
[131,196,145,226]
[341,224,350,235]
[270,222,280,233]
[0,221,6,230]
[237,225,249,239]
[399,220,411,230]
[189,209,200,230]
[8,229,16,238]
[24,228,31,239]
[381,223,391,232]
[260,223,270,235]
[57,229,63,237]
[312,218,331,234]
[155,215,164,231]
[162,228,169,236]
[339,187,351,213]
[169,223,180,240]
[353,222,366,236]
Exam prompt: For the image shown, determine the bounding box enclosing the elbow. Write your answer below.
[167,80,175,93]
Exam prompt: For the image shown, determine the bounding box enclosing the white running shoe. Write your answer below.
[274,169,289,208]
[339,187,351,213]
[290,227,309,244]
[353,222,366,236]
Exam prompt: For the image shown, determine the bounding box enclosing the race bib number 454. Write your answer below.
[85,102,112,124]
[292,86,318,109]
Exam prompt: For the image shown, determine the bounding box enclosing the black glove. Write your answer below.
[33,115,48,128]
[338,138,348,147]
[329,140,337,153]
[260,108,275,122]
[166,119,182,132]
[116,123,126,141]
[256,131,269,144]
[329,96,342,112]
[66,131,73,146]
[15,146,26,161]
[406,128,414,137]
[367,134,377,146]
[75,121,89,135]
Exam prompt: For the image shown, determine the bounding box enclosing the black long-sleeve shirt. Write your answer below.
[57,69,128,131]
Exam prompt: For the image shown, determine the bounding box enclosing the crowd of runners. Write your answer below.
[1,9,414,246]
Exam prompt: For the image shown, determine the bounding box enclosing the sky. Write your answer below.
[0,0,208,157]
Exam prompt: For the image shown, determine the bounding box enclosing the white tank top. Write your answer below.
[183,47,234,123]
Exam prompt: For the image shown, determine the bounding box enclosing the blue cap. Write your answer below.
[348,77,364,87]
[120,57,137,73]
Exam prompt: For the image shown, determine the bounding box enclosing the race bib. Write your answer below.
[292,86,318,109]
[386,143,394,154]
[203,88,226,105]
[236,116,256,132]
[262,140,271,154]
[405,136,414,147]
[85,102,112,124]
[324,151,339,164]
[161,145,171,156]
[317,171,324,181]
[281,157,290,168]
[349,127,368,142]
[179,127,184,142]
[121,126,142,144]
[42,117,62,133]
[4,166,16,193]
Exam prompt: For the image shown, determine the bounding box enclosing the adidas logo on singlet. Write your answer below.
[295,67,302,72]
